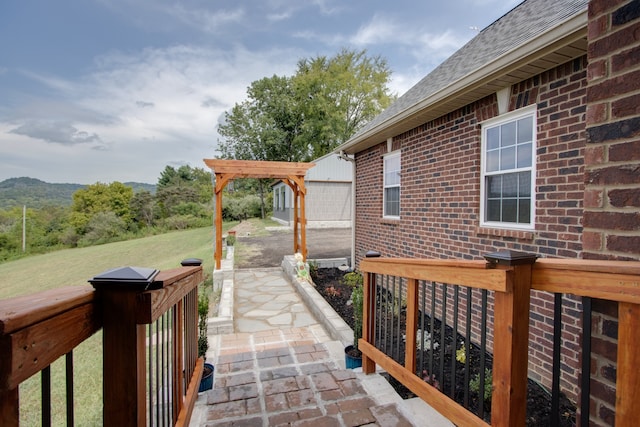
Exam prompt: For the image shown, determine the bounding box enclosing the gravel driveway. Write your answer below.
[232,225,352,268]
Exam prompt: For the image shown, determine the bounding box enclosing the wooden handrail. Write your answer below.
[358,256,640,427]
[0,286,101,390]
[532,258,640,303]
[0,285,97,335]
[0,265,204,427]
[137,266,203,324]
[360,258,509,291]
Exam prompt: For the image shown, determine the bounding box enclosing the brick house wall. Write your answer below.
[584,0,640,425]
[354,57,588,401]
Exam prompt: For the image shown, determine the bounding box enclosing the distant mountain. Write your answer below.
[0,177,156,209]
[123,182,156,194]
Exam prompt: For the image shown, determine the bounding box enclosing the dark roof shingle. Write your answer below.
[350,0,588,140]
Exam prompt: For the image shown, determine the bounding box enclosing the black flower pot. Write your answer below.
[345,345,362,369]
[198,363,214,392]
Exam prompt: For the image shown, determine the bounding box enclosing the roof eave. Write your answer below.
[336,9,588,155]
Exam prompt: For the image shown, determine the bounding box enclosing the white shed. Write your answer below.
[271,152,352,228]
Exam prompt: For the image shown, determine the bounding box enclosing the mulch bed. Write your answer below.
[311,267,576,427]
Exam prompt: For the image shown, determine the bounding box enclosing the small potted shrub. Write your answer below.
[343,271,363,368]
[198,289,215,392]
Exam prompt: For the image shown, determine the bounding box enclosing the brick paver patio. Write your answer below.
[200,328,413,427]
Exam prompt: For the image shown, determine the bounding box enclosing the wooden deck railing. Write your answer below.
[358,253,640,427]
[0,264,204,426]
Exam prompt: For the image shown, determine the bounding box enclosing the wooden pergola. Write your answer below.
[203,159,315,270]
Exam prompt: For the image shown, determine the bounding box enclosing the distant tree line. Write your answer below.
[0,48,396,262]
[0,165,269,262]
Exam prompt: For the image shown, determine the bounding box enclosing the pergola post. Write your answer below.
[214,182,223,270]
[299,185,307,259]
[203,159,315,269]
[293,185,299,254]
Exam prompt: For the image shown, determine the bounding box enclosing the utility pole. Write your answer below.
[22,205,26,252]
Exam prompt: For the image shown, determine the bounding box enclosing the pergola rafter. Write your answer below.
[203,159,315,270]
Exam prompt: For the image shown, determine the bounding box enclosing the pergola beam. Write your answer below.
[203,159,315,270]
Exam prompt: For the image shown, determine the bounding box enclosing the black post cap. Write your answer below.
[89,266,159,290]
[365,250,381,258]
[181,258,203,266]
[483,250,538,267]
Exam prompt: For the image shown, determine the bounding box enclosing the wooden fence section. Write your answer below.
[0,264,204,426]
[358,255,640,427]
[0,285,101,425]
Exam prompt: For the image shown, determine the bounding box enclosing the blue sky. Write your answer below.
[0,0,520,185]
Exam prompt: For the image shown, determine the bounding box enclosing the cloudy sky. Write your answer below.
[0,0,521,185]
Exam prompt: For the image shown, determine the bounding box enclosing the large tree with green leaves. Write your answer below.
[218,75,307,161]
[217,48,395,162]
[294,48,395,158]
[69,182,134,234]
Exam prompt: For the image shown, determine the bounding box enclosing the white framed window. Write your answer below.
[480,106,536,230]
[383,151,401,218]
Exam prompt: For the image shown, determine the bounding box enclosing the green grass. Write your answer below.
[0,226,222,425]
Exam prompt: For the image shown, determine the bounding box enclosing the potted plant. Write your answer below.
[198,289,215,392]
[343,271,363,369]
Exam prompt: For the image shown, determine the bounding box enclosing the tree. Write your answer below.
[130,190,155,227]
[217,75,307,162]
[294,48,395,158]
[217,48,395,163]
[70,182,134,233]
[157,165,212,203]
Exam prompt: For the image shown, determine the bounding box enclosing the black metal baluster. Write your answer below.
[66,351,74,427]
[429,282,436,378]
[439,283,447,391]
[376,275,382,349]
[580,297,592,427]
[381,275,387,354]
[451,286,459,398]
[551,293,562,427]
[149,324,154,427]
[42,365,51,427]
[391,275,396,360]
[478,289,488,420]
[163,312,169,427]
[156,319,161,427]
[464,287,472,408]
[167,310,172,425]
[396,278,403,362]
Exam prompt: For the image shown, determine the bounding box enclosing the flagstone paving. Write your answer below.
[190,267,453,427]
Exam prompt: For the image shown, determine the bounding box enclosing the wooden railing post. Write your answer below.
[615,302,640,425]
[89,266,160,427]
[484,250,537,427]
[362,250,381,374]
[0,388,19,426]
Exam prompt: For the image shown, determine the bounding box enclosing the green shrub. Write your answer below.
[198,288,210,358]
[470,368,492,401]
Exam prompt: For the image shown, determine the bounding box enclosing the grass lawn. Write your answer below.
[0,226,222,425]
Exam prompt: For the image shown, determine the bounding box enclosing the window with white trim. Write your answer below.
[481,107,536,229]
[383,151,401,218]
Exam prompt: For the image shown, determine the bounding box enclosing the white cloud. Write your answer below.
[0,44,302,183]
[9,121,104,146]
[164,4,245,34]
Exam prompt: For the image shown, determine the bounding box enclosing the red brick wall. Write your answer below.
[354,57,588,401]
[584,0,640,425]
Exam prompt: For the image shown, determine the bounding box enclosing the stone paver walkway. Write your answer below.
[190,266,453,427]
[200,328,413,426]
[233,269,320,333]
